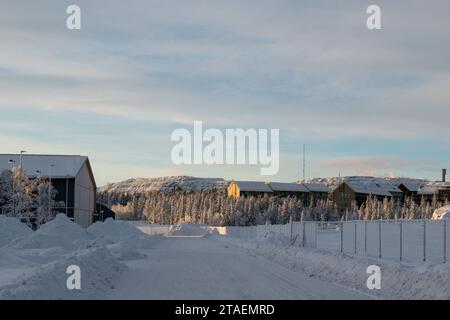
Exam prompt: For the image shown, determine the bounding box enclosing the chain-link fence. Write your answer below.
[214,219,449,264]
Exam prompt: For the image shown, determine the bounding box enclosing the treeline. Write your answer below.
[0,167,57,228]
[351,194,446,220]
[98,190,448,226]
[105,191,338,226]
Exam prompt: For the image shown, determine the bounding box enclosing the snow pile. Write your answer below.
[87,219,163,260]
[168,223,210,237]
[0,215,33,248]
[128,221,170,236]
[0,215,159,298]
[0,247,127,299]
[106,241,148,260]
[9,214,94,250]
[88,218,146,242]
[215,235,450,299]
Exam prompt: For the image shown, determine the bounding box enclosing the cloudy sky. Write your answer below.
[1,0,449,185]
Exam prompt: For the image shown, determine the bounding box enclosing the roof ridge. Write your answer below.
[0,154,86,157]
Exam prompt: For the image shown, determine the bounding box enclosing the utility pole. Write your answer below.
[302,144,306,181]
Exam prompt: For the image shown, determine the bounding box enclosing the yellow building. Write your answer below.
[227,181,273,198]
[228,180,330,203]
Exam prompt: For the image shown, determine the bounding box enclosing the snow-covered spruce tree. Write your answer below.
[0,169,16,217]
[1,167,34,227]
[31,175,57,226]
[0,169,13,215]
[0,167,58,228]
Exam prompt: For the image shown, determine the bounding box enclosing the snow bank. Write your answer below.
[128,221,170,236]
[0,215,156,298]
[106,241,148,260]
[87,219,163,260]
[214,233,450,300]
[88,218,147,241]
[9,214,94,250]
[257,231,290,246]
[0,247,127,300]
[0,215,33,248]
[168,223,210,237]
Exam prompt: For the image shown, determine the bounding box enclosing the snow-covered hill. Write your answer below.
[99,176,228,194]
[303,176,431,190]
[99,175,438,196]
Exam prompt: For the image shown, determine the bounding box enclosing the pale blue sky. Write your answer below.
[1,0,449,185]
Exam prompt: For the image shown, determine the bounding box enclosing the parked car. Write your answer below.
[432,205,450,220]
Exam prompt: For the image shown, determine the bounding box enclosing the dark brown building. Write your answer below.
[331,181,395,213]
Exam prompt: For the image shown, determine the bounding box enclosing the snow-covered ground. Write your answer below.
[212,231,450,299]
[0,214,160,299]
[1,218,448,300]
[107,236,368,300]
[223,221,450,265]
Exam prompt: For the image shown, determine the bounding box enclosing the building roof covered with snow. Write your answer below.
[343,181,393,197]
[398,180,424,192]
[269,182,310,192]
[417,185,438,195]
[0,154,89,179]
[231,181,273,192]
[384,185,403,194]
[302,183,330,193]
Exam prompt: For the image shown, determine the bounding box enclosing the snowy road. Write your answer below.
[108,236,371,300]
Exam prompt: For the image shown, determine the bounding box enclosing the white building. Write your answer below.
[0,154,96,227]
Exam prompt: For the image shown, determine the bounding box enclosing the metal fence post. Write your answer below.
[365,221,367,255]
[423,220,426,262]
[379,220,382,259]
[354,221,357,254]
[444,219,447,264]
[302,221,306,248]
[400,220,403,262]
[340,221,343,253]
[315,222,318,249]
[290,221,293,244]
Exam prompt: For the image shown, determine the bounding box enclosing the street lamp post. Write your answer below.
[8,160,16,215]
[35,170,42,218]
[49,164,55,217]
[19,150,27,169]
[66,174,69,216]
